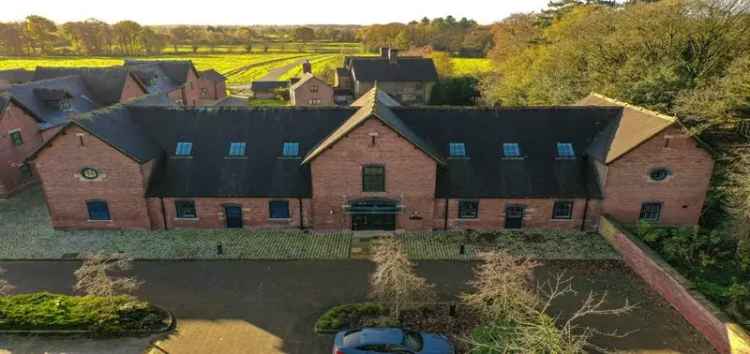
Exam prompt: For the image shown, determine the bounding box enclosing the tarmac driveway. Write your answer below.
[0,260,714,354]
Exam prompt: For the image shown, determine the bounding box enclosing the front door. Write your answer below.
[352,214,396,231]
[505,205,524,229]
[224,206,243,229]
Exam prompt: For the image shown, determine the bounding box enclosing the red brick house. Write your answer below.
[0,72,149,198]
[290,73,334,107]
[28,88,713,231]
[197,69,227,105]
[123,60,202,107]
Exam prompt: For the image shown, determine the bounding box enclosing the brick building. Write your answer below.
[290,73,334,107]
[29,88,713,232]
[335,48,437,105]
[197,69,227,105]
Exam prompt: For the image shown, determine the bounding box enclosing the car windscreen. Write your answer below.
[402,331,423,352]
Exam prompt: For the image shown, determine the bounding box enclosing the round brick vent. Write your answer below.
[81,167,99,180]
[649,168,671,181]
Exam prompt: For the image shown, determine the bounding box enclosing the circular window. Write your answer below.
[81,167,99,180]
[649,168,671,181]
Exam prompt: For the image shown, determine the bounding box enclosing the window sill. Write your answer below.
[550,218,573,222]
[87,219,112,223]
[268,218,292,222]
[225,156,248,160]
[175,217,199,221]
[457,217,479,221]
[171,156,193,159]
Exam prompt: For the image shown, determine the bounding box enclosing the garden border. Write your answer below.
[599,216,750,354]
[0,305,176,337]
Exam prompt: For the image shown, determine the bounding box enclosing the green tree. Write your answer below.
[24,15,57,54]
[293,27,315,43]
[113,20,142,56]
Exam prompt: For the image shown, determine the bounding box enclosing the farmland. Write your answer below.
[0,52,492,86]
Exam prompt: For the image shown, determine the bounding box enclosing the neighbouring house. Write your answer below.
[0,73,149,198]
[335,48,438,105]
[250,81,289,99]
[197,69,227,105]
[0,69,34,91]
[290,73,334,107]
[124,60,202,107]
[28,87,713,232]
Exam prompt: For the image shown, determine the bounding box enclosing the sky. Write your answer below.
[1,0,552,26]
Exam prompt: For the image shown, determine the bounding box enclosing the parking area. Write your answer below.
[0,260,714,354]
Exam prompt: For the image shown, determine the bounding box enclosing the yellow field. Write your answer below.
[451,58,493,76]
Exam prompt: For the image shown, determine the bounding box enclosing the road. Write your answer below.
[256,59,308,81]
[0,260,714,354]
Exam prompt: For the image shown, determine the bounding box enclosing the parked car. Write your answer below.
[333,327,455,354]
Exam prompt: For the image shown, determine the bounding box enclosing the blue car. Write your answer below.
[333,327,455,354]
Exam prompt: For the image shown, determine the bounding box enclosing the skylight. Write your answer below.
[503,143,521,157]
[282,142,299,157]
[556,143,575,158]
[449,143,466,157]
[228,142,246,157]
[175,142,192,156]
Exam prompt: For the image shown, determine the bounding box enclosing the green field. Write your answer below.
[452,58,493,76]
[0,53,493,86]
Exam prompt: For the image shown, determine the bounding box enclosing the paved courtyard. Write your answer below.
[0,260,714,354]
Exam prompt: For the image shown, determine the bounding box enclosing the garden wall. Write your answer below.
[599,216,750,354]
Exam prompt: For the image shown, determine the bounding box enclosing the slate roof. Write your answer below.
[6,76,102,129]
[124,60,195,86]
[289,73,327,91]
[31,89,676,200]
[199,69,226,82]
[577,93,676,163]
[0,69,34,84]
[34,67,143,105]
[250,81,289,92]
[351,87,401,107]
[349,57,438,82]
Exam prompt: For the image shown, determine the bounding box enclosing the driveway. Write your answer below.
[0,260,714,354]
[257,59,308,81]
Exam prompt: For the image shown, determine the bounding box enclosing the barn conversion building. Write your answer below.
[28,88,713,232]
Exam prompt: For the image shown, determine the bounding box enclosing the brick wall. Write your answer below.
[33,126,152,229]
[146,197,310,230]
[599,216,750,354]
[182,69,201,107]
[291,77,334,106]
[119,74,147,103]
[602,126,714,225]
[197,78,227,103]
[0,102,44,197]
[432,198,601,231]
[310,117,437,230]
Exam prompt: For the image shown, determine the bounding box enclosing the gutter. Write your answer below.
[443,198,449,231]
[298,198,304,229]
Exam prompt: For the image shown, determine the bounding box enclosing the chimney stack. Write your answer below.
[302,60,312,74]
[379,47,389,57]
[388,48,399,64]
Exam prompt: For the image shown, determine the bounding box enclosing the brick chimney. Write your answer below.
[379,47,389,57]
[302,60,312,74]
[388,48,399,64]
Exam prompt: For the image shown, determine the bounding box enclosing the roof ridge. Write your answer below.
[588,92,676,123]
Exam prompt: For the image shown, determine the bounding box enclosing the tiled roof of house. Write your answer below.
[289,73,328,91]
[0,69,34,84]
[124,60,195,86]
[350,87,401,107]
[199,69,226,82]
[30,90,678,200]
[34,67,144,106]
[577,93,677,164]
[6,76,103,129]
[350,57,438,82]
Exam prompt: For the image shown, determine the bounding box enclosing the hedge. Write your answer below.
[314,303,388,333]
[0,292,168,336]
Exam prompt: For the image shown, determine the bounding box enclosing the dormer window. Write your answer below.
[59,99,73,112]
[282,142,299,157]
[175,142,192,156]
[228,142,246,157]
[556,143,575,158]
[449,143,466,158]
[502,143,521,158]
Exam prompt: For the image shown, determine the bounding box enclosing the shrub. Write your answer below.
[314,303,388,333]
[0,292,166,336]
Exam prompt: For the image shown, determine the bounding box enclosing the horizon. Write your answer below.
[1,0,551,26]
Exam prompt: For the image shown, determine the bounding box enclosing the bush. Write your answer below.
[314,303,387,333]
[0,292,167,336]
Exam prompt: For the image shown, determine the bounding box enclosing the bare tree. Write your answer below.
[369,237,436,319]
[461,251,540,322]
[0,267,15,295]
[74,253,141,297]
[462,252,636,353]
